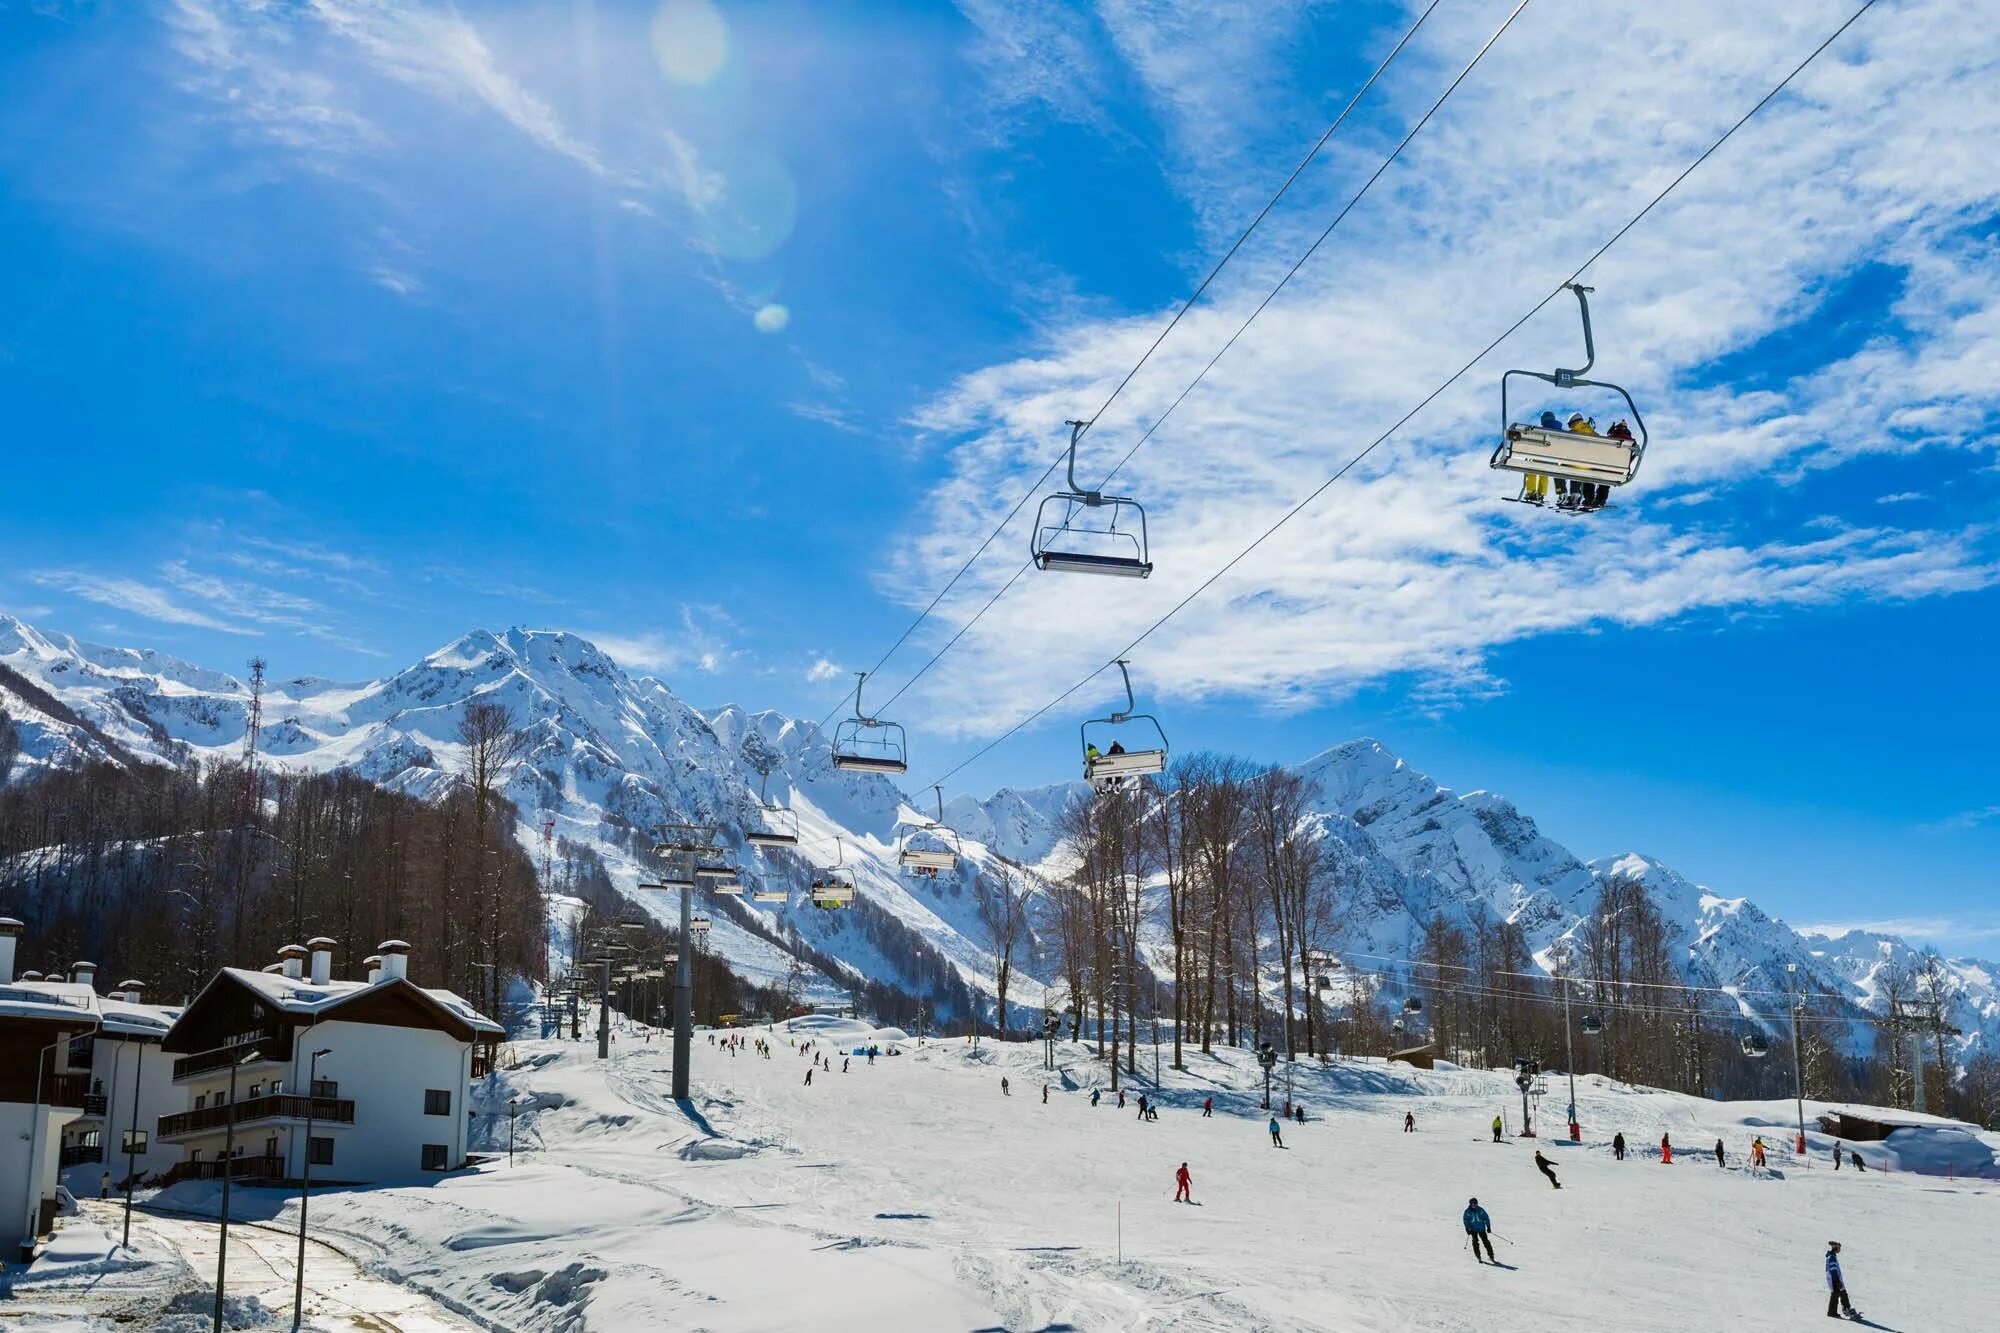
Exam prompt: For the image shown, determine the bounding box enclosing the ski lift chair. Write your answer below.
[1580,1014,1603,1036]
[831,672,909,774]
[897,786,963,876]
[812,838,859,908]
[1081,660,1168,787]
[1403,997,1424,1015]
[711,879,745,896]
[689,916,712,934]
[1740,1033,1770,1058]
[1031,420,1154,578]
[747,771,801,848]
[751,888,789,904]
[1491,284,1648,511]
[695,862,737,881]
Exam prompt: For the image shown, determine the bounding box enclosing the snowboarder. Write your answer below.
[1404,1111,1416,1133]
[1533,1149,1562,1189]
[1001,1077,1010,1096]
[1174,1162,1192,1203]
[1269,1116,1285,1148]
[1660,1133,1673,1164]
[1825,1240,1857,1319]
[1091,1088,1101,1108]
[1202,1096,1213,1118]
[1613,1132,1626,1161]
[1492,1115,1505,1143]
[1714,1138,1726,1168]
[1834,1139,1843,1171]
[1463,1198,1496,1263]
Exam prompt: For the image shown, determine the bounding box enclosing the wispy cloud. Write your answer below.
[1875,491,1924,504]
[32,570,258,635]
[789,401,863,435]
[1920,805,2000,833]
[575,606,745,678]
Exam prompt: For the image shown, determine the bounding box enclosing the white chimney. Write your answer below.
[307,937,337,987]
[119,979,144,1005]
[278,944,307,981]
[363,955,382,985]
[71,960,97,990]
[376,940,410,983]
[0,918,20,985]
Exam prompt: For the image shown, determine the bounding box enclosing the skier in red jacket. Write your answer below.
[1174,1163,1193,1203]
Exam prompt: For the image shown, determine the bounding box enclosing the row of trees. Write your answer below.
[0,702,545,1012]
[1037,753,1996,1124]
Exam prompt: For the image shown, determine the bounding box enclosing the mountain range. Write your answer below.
[2,612,1994,1072]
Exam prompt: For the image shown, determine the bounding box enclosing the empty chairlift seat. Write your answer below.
[1031,419,1154,578]
[831,672,909,774]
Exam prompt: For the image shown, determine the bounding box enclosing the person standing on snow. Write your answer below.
[1269,1116,1285,1148]
[1174,1162,1193,1203]
[1117,1089,1126,1109]
[1825,1240,1857,1319]
[1404,1111,1416,1133]
[1001,1077,1010,1096]
[1533,1149,1562,1189]
[1613,1132,1626,1161]
[1714,1138,1726,1168]
[842,1057,849,1074]
[804,1067,813,1086]
[1660,1133,1673,1164]
[1833,1139,1843,1171]
[1091,1088,1101,1108]
[1202,1096,1213,1118]
[1751,1138,1767,1169]
[1492,1114,1505,1143]
[1463,1198,1496,1264]
[1137,1093,1148,1120]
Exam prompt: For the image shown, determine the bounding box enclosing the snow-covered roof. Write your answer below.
[0,979,103,1027]
[218,967,503,1037]
[98,994,181,1038]
[1825,1106,1980,1132]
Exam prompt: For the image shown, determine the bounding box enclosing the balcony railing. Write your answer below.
[81,1093,109,1117]
[44,1072,89,1108]
[171,1154,285,1183]
[158,1094,354,1142]
[59,1141,105,1169]
[172,1042,281,1082]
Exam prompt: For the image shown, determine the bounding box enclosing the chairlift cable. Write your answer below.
[810,1,1448,729]
[914,0,1883,794]
[875,0,1536,711]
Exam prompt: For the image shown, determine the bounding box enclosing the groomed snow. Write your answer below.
[141,1018,1997,1332]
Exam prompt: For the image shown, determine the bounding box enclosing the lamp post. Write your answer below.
[214,1048,260,1333]
[1561,978,1580,1141]
[1257,1042,1277,1111]
[1787,963,1807,1156]
[122,1043,146,1249]
[508,1096,523,1167]
[292,1048,331,1332]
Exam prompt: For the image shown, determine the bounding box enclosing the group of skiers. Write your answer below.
[1517,409,1634,510]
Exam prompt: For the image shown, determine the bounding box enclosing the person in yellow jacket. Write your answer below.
[1566,412,1598,436]
[1491,1114,1504,1143]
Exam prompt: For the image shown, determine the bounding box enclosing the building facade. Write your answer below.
[55,965,184,1185]
[157,939,501,1185]
[0,917,101,1259]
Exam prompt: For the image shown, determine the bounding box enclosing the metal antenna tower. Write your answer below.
[240,657,266,813]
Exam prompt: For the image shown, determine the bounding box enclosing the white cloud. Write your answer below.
[753,303,790,333]
[33,570,258,635]
[885,0,2000,737]
[1875,490,1924,504]
[806,657,844,683]
[577,606,744,679]
[1920,806,2000,833]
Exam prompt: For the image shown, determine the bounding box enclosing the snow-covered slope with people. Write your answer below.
[3,612,1994,1066]
[138,1017,2000,1333]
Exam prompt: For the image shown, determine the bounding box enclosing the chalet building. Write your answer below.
[157,939,501,1184]
[54,963,185,1183]
[0,917,101,1260]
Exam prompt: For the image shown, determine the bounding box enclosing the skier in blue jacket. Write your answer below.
[1825,1241,1856,1319]
[1463,1199,1495,1263]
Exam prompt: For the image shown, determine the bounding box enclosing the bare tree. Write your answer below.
[975,862,1029,1031]
[458,700,530,1010]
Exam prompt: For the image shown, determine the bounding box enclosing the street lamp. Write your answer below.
[1257,1042,1277,1111]
[508,1096,523,1168]
[292,1048,332,1332]
[1560,977,1581,1141]
[214,1048,261,1333]
[1787,963,1807,1156]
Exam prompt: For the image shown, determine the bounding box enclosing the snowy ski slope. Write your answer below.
[149,1019,1997,1332]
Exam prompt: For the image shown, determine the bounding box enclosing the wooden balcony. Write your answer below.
[44,1072,88,1109]
[172,1041,281,1082]
[157,1094,354,1142]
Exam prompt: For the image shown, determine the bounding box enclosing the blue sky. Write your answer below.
[1,1,1995,953]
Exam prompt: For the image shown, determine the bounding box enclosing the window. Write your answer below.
[247,1082,262,1099]
[194,1094,207,1110]
[310,1079,338,1099]
[423,1089,452,1116]
[308,1137,334,1166]
[263,1136,278,1159]
[421,1143,449,1171]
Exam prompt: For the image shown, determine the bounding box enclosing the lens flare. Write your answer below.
[652,0,727,86]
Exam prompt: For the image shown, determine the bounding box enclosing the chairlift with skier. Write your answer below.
[897,786,962,876]
[1081,659,1168,786]
[1491,283,1649,513]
